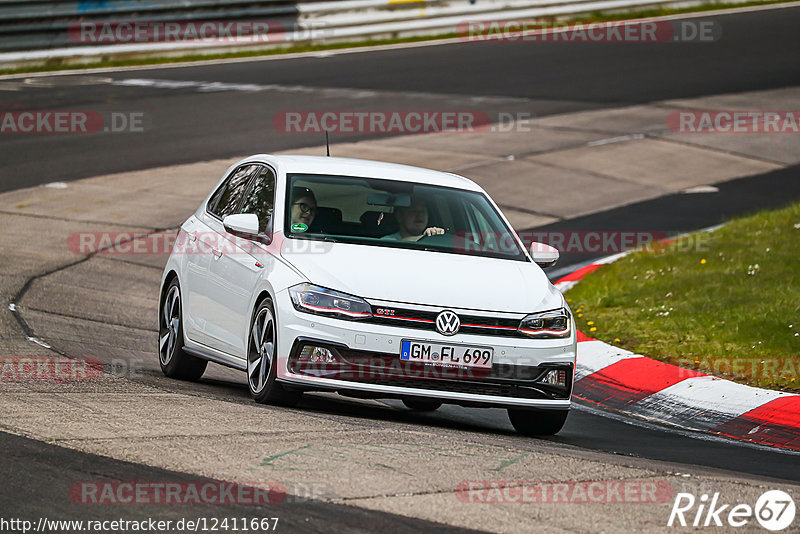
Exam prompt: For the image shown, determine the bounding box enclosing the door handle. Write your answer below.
[212,249,222,259]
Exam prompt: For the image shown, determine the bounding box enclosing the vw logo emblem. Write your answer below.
[435,310,460,336]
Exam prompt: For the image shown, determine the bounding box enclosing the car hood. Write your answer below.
[280,240,560,313]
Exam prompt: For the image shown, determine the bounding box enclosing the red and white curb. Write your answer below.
[556,254,800,451]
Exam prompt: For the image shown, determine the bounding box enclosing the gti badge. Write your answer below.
[435,310,460,336]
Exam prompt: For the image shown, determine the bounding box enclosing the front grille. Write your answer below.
[365,306,525,338]
[288,341,572,400]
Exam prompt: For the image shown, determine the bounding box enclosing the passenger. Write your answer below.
[382,198,444,241]
[290,186,316,227]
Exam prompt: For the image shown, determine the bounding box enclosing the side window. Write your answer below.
[207,165,258,218]
[239,166,276,234]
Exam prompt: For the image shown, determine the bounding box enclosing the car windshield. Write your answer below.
[284,173,527,261]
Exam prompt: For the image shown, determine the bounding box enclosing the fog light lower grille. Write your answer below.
[540,369,567,388]
[299,345,338,364]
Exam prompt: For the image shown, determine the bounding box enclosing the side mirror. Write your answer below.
[223,213,259,236]
[530,242,559,268]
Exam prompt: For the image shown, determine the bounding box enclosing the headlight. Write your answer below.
[288,283,372,320]
[518,308,571,338]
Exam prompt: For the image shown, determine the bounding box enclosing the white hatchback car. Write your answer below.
[159,155,575,435]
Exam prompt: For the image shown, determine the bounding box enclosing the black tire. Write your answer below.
[247,297,302,407]
[158,279,207,381]
[507,408,568,436]
[402,398,443,412]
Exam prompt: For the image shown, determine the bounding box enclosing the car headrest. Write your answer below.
[309,206,342,233]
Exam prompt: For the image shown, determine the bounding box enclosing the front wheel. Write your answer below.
[158,279,207,381]
[247,297,302,407]
[507,408,568,436]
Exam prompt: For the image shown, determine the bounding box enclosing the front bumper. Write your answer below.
[274,290,576,409]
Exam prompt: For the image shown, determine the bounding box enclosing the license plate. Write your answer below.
[400,340,493,369]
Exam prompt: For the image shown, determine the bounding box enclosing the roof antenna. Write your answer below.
[325,130,331,157]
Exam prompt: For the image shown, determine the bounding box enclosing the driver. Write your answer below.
[382,198,444,241]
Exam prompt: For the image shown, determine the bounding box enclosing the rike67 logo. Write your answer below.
[668,490,795,531]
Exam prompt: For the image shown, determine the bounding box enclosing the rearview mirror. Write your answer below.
[530,242,559,268]
[367,192,411,207]
[223,213,259,236]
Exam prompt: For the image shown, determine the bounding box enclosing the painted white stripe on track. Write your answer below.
[575,339,641,380]
[554,280,578,292]
[110,77,528,103]
[632,376,796,430]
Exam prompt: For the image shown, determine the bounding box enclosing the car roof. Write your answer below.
[241,154,484,192]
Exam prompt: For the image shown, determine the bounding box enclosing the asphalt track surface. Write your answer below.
[2,5,800,528]
[2,6,800,191]
[0,431,483,533]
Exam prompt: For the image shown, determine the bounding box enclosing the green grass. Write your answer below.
[0,0,796,77]
[566,202,800,392]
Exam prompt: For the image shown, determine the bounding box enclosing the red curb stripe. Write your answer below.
[753,396,800,428]
[556,263,602,283]
[575,358,706,409]
[711,396,800,450]
[576,331,595,343]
